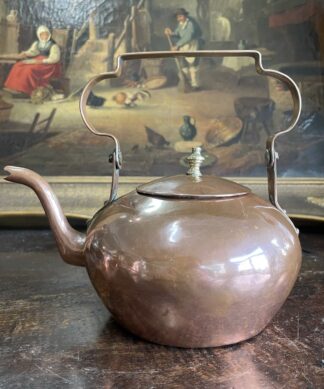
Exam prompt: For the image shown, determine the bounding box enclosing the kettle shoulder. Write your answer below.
[85,190,300,251]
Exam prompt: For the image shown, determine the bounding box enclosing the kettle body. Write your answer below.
[84,183,301,348]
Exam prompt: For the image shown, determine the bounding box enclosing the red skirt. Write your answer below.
[4,55,61,95]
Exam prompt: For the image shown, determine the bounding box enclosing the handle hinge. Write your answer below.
[107,149,121,203]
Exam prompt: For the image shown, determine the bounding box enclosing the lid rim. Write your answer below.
[136,189,249,200]
[136,174,251,199]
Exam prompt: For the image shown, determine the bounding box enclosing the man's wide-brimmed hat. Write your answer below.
[174,8,189,17]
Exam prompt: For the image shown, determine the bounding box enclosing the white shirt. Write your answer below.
[23,41,61,64]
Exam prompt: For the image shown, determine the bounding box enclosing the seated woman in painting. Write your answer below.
[4,25,61,97]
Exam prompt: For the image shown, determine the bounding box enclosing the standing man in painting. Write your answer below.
[164,8,203,91]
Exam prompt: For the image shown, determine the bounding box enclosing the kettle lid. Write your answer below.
[137,147,250,199]
[136,174,250,199]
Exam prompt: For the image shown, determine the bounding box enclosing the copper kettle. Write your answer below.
[4,51,302,348]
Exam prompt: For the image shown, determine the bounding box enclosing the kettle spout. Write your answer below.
[4,166,86,267]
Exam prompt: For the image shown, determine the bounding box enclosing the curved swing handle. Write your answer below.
[79,50,301,209]
[80,73,122,203]
[262,69,302,213]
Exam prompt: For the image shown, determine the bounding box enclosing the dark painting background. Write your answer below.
[0,0,323,178]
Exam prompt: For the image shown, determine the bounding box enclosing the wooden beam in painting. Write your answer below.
[270,0,308,13]
[107,32,116,72]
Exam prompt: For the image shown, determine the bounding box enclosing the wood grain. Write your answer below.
[0,229,323,388]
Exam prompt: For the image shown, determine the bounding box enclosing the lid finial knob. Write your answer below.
[186,147,205,178]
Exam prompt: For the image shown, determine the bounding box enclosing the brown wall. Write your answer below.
[0,0,7,20]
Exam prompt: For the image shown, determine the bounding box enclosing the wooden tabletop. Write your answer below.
[0,60,16,64]
[0,228,323,388]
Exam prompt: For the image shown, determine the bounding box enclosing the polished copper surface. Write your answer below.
[137,174,251,199]
[4,166,86,267]
[3,165,302,347]
[85,189,301,347]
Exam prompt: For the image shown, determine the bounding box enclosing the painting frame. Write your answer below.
[0,1,324,226]
[0,176,324,226]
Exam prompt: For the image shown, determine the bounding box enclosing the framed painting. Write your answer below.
[0,0,323,224]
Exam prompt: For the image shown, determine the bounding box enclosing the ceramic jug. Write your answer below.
[179,115,197,141]
[6,10,18,23]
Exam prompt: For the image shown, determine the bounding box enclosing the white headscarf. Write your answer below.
[37,25,51,43]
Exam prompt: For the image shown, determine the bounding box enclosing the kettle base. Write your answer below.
[115,318,269,348]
